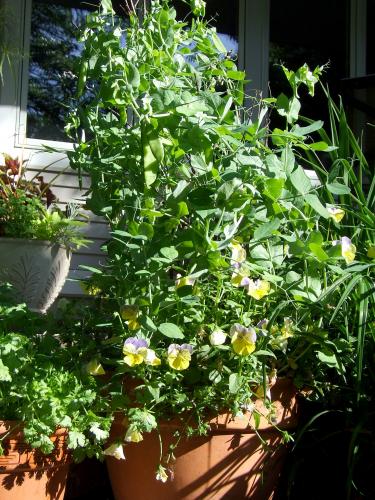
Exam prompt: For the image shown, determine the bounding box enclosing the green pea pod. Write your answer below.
[142,124,164,188]
[77,60,88,97]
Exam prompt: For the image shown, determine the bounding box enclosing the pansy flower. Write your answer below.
[123,337,161,367]
[327,205,345,223]
[144,348,161,366]
[103,442,125,460]
[332,236,356,264]
[230,241,246,269]
[175,275,195,289]
[240,277,271,300]
[167,343,194,371]
[86,358,105,376]
[123,338,148,367]
[231,264,250,287]
[230,323,257,356]
[256,318,269,337]
[121,305,140,331]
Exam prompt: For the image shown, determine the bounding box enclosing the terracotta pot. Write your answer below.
[106,378,299,500]
[0,238,71,313]
[0,421,70,500]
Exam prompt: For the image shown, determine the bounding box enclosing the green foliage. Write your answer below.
[0,285,113,460]
[65,0,373,483]
[0,155,89,249]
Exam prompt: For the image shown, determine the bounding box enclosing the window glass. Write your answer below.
[27,0,239,142]
[367,0,375,74]
[174,0,239,56]
[269,0,350,122]
[27,0,99,142]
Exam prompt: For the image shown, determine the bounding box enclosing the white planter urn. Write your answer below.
[0,238,71,313]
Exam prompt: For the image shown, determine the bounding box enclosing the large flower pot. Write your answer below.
[0,238,71,313]
[106,378,299,500]
[0,421,70,500]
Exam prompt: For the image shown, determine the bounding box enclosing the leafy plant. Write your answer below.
[0,285,112,460]
[65,0,371,483]
[0,154,89,249]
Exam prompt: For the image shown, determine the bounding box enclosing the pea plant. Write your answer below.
[66,0,366,479]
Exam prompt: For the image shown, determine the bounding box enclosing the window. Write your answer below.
[27,0,98,142]
[269,0,350,121]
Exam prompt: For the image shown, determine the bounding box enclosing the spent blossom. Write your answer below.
[209,328,226,346]
[103,442,125,460]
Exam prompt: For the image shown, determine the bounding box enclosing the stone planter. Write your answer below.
[106,378,299,500]
[0,421,70,500]
[0,238,71,313]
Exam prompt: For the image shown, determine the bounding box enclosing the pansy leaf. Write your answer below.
[158,323,184,339]
[229,373,242,394]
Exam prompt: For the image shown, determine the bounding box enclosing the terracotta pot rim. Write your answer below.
[0,420,68,439]
[112,377,299,435]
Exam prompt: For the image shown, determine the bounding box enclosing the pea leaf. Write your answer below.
[326,182,351,195]
[304,193,330,218]
[289,165,312,195]
[158,323,184,339]
[254,218,280,240]
[160,246,179,260]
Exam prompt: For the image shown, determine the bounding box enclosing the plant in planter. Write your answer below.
[0,154,89,313]
[66,0,361,497]
[277,94,375,499]
[0,285,112,500]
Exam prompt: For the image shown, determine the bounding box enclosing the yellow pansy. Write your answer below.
[230,241,246,268]
[230,323,257,356]
[333,236,356,264]
[167,343,193,371]
[327,206,345,223]
[123,337,149,367]
[86,359,105,376]
[231,264,250,287]
[175,275,195,289]
[241,278,271,300]
[121,306,141,330]
[144,348,161,366]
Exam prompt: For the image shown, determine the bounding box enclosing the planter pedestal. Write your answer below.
[0,238,71,313]
[106,378,299,500]
[0,421,70,500]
